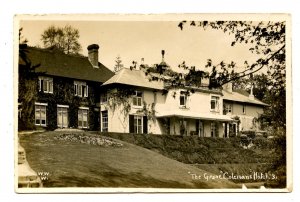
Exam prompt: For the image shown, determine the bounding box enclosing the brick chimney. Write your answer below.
[87,44,99,68]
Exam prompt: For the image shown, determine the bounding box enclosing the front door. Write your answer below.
[57,107,68,128]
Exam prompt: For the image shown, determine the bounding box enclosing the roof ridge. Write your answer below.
[114,68,126,83]
[28,46,87,59]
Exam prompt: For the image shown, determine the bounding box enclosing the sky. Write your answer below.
[20,19,260,72]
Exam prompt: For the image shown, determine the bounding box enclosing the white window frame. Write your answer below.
[57,105,69,128]
[39,76,53,94]
[132,91,143,108]
[78,107,89,129]
[35,102,47,127]
[179,91,186,107]
[210,95,220,112]
[101,111,108,132]
[74,81,88,98]
[134,115,143,134]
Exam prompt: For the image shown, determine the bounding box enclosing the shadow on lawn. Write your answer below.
[43,168,204,188]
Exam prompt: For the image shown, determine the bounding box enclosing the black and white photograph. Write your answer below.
[15,14,291,192]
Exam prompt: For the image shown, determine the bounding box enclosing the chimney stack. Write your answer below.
[161,50,165,62]
[249,84,255,100]
[87,44,99,68]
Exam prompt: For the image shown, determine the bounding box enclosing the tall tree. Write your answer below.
[114,55,124,72]
[177,21,285,90]
[41,25,82,55]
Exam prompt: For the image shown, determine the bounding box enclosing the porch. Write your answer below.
[156,110,236,138]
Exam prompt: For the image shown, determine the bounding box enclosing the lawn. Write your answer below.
[19,131,240,188]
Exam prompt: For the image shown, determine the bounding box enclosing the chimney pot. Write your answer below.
[161,50,165,61]
[87,44,99,68]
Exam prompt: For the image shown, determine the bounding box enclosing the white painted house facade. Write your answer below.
[99,67,267,137]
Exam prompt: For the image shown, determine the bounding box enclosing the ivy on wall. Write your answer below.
[20,75,101,131]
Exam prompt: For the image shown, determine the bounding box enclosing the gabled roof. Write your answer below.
[20,47,114,83]
[102,68,164,90]
[222,89,268,106]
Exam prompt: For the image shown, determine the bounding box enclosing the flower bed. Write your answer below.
[54,133,123,147]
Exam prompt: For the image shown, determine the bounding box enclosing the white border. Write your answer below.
[1,0,299,201]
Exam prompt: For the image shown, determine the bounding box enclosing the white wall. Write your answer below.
[224,100,264,131]
[101,87,228,135]
[156,88,223,115]
[100,88,166,134]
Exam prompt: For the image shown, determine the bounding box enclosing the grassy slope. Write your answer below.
[19,131,240,188]
[99,132,275,164]
[99,132,286,188]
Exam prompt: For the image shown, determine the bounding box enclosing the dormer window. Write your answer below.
[179,91,187,107]
[39,76,53,94]
[132,91,143,107]
[211,95,220,112]
[74,81,88,97]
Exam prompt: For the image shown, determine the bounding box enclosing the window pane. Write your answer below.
[83,113,87,122]
[40,109,46,119]
[49,81,53,93]
[78,85,82,97]
[138,126,142,134]
[211,100,215,109]
[43,80,48,92]
[133,97,137,106]
[180,95,185,105]
[78,110,82,121]
[137,98,142,106]
[137,92,142,97]
[74,84,78,95]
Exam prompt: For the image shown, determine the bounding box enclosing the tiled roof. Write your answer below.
[222,89,268,106]
[102,68,164,90]
[20,47,114,83]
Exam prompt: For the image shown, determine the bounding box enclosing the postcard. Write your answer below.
[15,13,292,193]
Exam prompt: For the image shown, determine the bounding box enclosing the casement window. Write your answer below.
[78,108,88,129]
[179,91,187,107]
[39,76,53,94]
[211,122,217,137]
[134,115,143,134]
[74,81,88,97]
[100,92,108,103]
[224,103,232,114]
[242,104,246,114]
[210,96,220,112]
[35,103,47,126]
[101,111,108,132]
[129,115,148,134]
[57,105,69,128]
[132,91,143,107]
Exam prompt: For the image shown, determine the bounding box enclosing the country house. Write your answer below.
[18,44,267,137]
